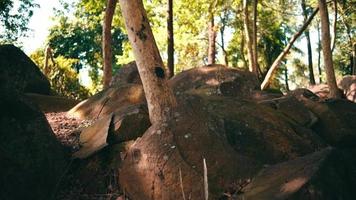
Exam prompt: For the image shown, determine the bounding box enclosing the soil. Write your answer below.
[45,112,124,200]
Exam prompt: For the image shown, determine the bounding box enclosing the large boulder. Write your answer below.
[110,61,141,86]
[67,84,145,119]
[0,44,51,94]
[168,64,260,98]
[25,93,79,113]
[289,88,356,147]
[338,75,356,103]
[0,86,67,200]
[241,147,356,200]
[119,92,325,199]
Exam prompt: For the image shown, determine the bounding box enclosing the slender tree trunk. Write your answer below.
[119,0,177,124]
[207,15,216,65]
[318,0,342,98]
[243,0,256,74]
[331,0,337,52]
[261,7,319,90]
[44,46,55,76]
[301,0,316,85]
[317,21,322,83]
[353,43,356,75]
[44,46,50,77]
[240,30,248,69]
[167,0,174,78]
[219,12,229,66]
[252,0,259,77]
[284,66,289,91]
[220,30,229,66]
[102,0,117,89]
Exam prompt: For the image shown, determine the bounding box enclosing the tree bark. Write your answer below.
[207,15,216,65]
[260,7,319,90]
[102,0,117,89]
[284,66,289,91]
[252,0,259,77]
[318,0,342,98]
[119,0,177,124]
[243,0,256,74]
[331,0,337,52]
[353,43,356,75]
[167,0,174,78]
[301,0,316,85]
[317,21,323,83]
[219,11,229,66]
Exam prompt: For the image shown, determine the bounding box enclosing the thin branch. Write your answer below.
[260,6,319,90]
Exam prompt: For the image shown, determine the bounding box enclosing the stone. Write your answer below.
[240,147,356,200]
[338,75,356,103]
[0,44,51,94]
[0,86,67,200]
[68,84,145,120]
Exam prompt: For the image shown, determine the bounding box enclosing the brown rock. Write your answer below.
[110,61,141,86]
[241,147,356,200]
[338,75,356,103]
[0,86,67,200]
[168,65,260,96]
[119,93,325,199]
[0,44,51,94]
[68,84,145,120]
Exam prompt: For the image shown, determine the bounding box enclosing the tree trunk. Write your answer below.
[219,12,229,66]
[318,0,342,98]
[119,0,177,124]
[243,0,256,74]
[167,0,174,78]
[331,0,337,52]
[353,43,356,75]
[284,66,289,91]
[252,0,259,77]
[44,46,50,77]
[241,30,248,69]
[317,21,323,83]
[207,15,216,65]
[260,7,319,90]
[102,0,117,89]
[301,0,316,85]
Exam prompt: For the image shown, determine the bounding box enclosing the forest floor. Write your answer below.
[45,112,123,200]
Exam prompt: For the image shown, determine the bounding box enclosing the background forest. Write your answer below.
[0,0,355,99]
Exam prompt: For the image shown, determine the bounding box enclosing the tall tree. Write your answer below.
[167,0,174,77]
[317,20,323,83]
[252,0,259,77]
[243,0,256,74]
[102,0,118,88]
[301,0,316,85]
[318,0,341,98]
[119,0,177,124]
[219,8,229,66]
[260,6,319,90]
[207,8,216,65]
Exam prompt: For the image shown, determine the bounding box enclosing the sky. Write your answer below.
[19,0,62,54]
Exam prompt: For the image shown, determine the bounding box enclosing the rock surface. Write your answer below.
[338,75,356,103]
[110,61,141,86]
[241,147,356,200]
[0,44,51,94]
[0,87,67,200]
[119,92,325,199]
[68,84,145,119]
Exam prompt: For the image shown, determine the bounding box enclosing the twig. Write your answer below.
[179,168,186,200]
[203,158,208,200]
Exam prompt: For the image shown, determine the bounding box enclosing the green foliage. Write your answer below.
[30,49,91,100]
[0,0,38,44]
[47,0,126,91]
